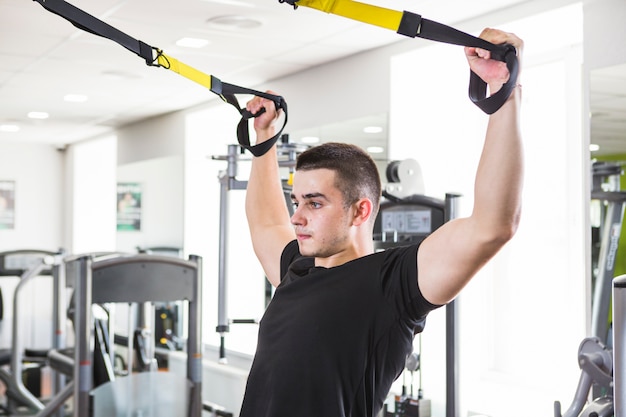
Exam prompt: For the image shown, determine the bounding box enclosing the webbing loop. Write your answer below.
[280,0,519,114]
[32,0,286,156]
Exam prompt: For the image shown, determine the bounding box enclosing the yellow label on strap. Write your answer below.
[295,0,403,32]
[157,53,215,91]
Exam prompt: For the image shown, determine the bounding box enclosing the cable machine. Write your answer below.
[374,159,461,417]
[212,138,307,363]
[555,161,626,417]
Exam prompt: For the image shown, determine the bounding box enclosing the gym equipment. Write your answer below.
[556,161,625,416]
[0,249,64,416]
[553,337,613,417]
[613,274,626,416]
[30,0,288,157]
[278,0,519,114]
[212,139,307,363]
[137,247,186,356]
[591,162,626,344]
[375,159,461,417]
[58,253,203,417]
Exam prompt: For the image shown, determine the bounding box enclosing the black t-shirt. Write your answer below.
[239,240,441,417]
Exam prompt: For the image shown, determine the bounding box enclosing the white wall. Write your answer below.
[116,156,184,253]
[0,142,64,349]
[0,142,64,251]
[116,111,185,165]
[66,135,117,254]
[584,0,626,71]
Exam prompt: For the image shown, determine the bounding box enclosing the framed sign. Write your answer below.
[116,182,142,231]
[0,180,15,230]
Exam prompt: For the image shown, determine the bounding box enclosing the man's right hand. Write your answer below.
[246,91,282,143]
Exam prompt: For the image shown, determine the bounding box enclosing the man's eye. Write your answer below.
[291,202,299,209]
[310,202,321,209]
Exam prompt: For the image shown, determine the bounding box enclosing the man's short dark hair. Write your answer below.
[296,142,381,217]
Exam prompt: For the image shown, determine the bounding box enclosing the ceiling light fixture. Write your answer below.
[202,0,255,7]
[176,37,210,48]
[0,124,20,133]
[28,111,49,120]
[590,143,600,152]
[206,15,263,30]
[367,146,385,154]
[363,126,383,134]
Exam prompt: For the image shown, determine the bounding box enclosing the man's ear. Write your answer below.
[352,198,374,226]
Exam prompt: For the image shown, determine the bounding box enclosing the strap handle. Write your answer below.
[33,0,287,156]
[399,12,519,114]
[212,78,289,157]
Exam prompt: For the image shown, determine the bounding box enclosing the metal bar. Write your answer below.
[216,144,249,363]
[444,193,462,417]
[34,381,74,417]
[72,255,93,417]
[216,147,231,361]
[188,255,203,417]
[51,253,67,417]
[10,259,50,411]
[613,274,626,417]
[592,200,626,343]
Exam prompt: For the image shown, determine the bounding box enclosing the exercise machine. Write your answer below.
[0,249,64,416]
[136,246,186,362]
[211,138,306,363]
[374,159,461,417]
[48,252,204,417]
[555,161,626,416]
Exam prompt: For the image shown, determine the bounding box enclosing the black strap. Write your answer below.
[32,0,287,156]
[281,1,519,114]
[398,11,519,114]
[210,77,289,157]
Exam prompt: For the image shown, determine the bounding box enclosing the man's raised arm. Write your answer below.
[417,28,524,306]
[245,93,296,287]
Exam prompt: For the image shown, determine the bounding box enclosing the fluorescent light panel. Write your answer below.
[176,37,210,48]
[28,111,49,120]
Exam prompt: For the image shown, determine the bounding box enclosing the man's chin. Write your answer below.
[297,241,315,257]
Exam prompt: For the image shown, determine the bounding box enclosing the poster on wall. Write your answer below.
[116,182,142,231]
[0,180,15,230]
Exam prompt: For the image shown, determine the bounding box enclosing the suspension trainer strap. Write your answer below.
[280,0,519,114]
[32,0,286,156]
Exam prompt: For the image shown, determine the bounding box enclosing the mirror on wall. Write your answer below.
[288,113,390,175]
[589,62,626,157]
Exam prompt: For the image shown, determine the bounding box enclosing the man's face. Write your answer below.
[290,168,353,259]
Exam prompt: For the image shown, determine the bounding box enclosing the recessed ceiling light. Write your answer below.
[202,0,255,7]
[590,143,600,152]
[367,146,385,154]
[363,126,383,134]
[176,37,210,48]
[64,94,88,103]
[0,124,20,132]
[206,15,263,30]
[301,136,320,144]
[28,111,49,120]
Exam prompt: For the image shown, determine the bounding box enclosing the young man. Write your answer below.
[242,28,523,417]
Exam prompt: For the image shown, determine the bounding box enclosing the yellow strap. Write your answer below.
[156,52,215,91]
[294,0,403,32]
